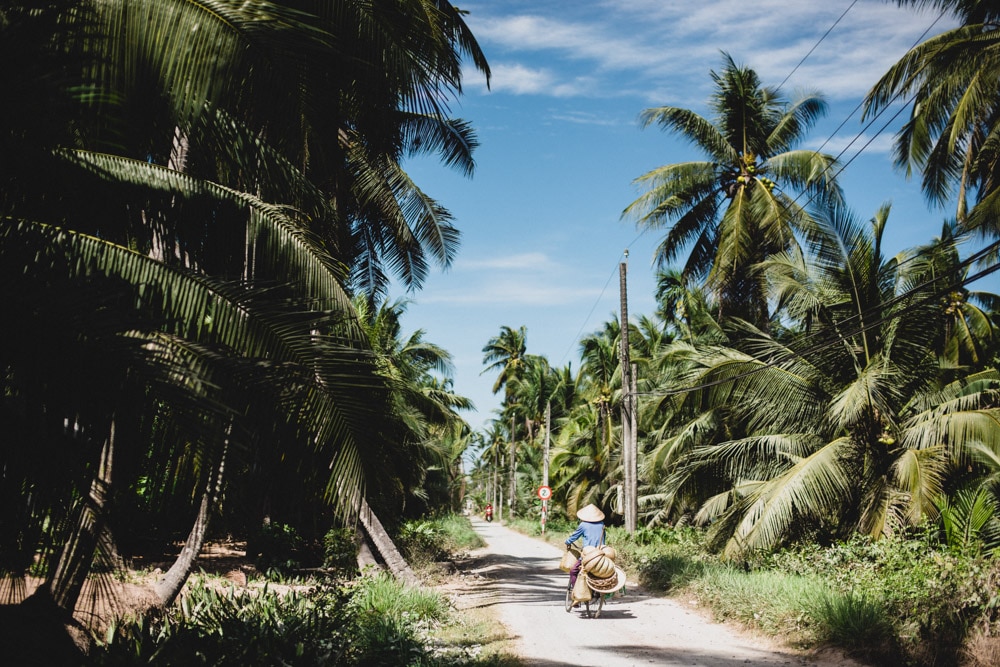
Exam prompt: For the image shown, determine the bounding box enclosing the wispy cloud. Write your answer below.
[454,252,555,271]
[809,132,897,157]
[550,110,622,126]
[419,280,602,306]
[462,1,953,102]
[425,251,611,306]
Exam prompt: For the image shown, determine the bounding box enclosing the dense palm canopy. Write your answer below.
[650,202,1000,556]
[624,53,841,326]
[457,9,1000,569]
[1,0,486,615]
[864,0,1000,231]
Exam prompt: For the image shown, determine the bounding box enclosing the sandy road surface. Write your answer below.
[454,518,863,667]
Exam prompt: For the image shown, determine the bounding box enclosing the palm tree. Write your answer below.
[354,295,473,515]
[650,201,1000,558]
[0,0,488,621]
[623,53,841,327]
[654,269,725,343]
[911,222,1000,370]
[482,325,529,399]
[864,1,1000,229]
[550,408,619,520]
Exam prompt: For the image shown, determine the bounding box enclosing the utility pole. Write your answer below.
[631,362,638,527]
[542,401,551,533]
[620,251,637,533]
[498,452,504,522]
[509,415,516,520]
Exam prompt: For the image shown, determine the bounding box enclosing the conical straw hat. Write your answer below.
[576,503,605,522]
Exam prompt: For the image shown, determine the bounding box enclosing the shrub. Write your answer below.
[92,578,352,665]
[399,520,446,568]
[398,514,485,569]
[808,588,898,661]
[251,522,304,576]
[323,526,359,577]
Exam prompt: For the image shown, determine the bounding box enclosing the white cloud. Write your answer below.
[484,63,557,95]
[461,1,955,102]
[420,280,602,306]
[454,252,554,271]
[808,132,897,156]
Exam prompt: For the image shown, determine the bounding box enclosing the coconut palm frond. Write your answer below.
[721,436,851,557]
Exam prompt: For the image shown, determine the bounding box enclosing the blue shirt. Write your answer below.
[566,520,604,548]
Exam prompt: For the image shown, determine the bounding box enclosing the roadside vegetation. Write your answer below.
[507,516,1000,665]
[8,1,1000,666]
[89,514,517,666]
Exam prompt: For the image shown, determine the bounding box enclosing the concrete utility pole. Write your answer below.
[630,362,638,528]
[542,401,551,533]
[620,252,637,533]
[509,415,516,520]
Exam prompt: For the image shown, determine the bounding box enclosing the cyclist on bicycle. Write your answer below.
[564,503,605,589]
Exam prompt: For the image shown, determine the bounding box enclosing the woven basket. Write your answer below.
[587,566,626,594]
[559,546,580,572]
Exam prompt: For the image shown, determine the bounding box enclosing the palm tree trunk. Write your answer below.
[154,442,228,606]
[357,498,417,585]
[34,419,116,613]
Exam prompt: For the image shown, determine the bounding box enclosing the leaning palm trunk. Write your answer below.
[34,420,116,613]
[154,442,228,606]
[357,498,417,585]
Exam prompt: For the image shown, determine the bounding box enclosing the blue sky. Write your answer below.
[396,1,981,431]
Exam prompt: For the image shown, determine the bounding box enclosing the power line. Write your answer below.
[778,10,947,215]
[637,237,1000,398]
[573,8,949,372]
[558,252,623,366]
[776,0,860,92]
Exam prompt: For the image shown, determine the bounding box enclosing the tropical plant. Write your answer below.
[623,53,841,327]
[0,0,489,624]
[864,0,1000,229]
[647,201,1000,558]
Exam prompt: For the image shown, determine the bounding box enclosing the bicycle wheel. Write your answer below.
[564,585,573,613]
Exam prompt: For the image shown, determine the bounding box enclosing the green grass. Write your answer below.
[348,571,449,622]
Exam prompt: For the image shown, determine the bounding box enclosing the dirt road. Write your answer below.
[453,518,862,667]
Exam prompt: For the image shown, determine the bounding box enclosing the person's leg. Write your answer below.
[569,558,582,587]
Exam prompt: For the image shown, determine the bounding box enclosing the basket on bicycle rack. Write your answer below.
[587,566,626,594]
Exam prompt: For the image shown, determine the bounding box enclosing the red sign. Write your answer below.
[537,485,552,500]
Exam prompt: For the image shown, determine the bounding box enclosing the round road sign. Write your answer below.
[537,485,552,500]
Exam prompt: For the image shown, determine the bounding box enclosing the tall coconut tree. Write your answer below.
[623,53,841,328]
[482,325,529,400]
[864,0,1000,229]
[0,0,489,621]
[651,201,1000,558]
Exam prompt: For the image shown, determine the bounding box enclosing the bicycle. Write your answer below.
[564,577,604,618]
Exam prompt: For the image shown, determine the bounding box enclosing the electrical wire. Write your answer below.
[636,237,1000,398]
[567,7,951,375]
[776,0,860,92]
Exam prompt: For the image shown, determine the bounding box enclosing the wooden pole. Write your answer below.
[630,362,638,529]
[542,401,551,533]
[509,415,516,520]
[620,254,637,533]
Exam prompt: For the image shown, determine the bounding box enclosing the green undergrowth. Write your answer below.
[91,514,515,666]
[398,514,487,571]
